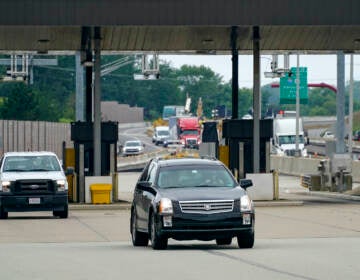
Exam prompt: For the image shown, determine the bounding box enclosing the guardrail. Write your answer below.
[117,150,168,171]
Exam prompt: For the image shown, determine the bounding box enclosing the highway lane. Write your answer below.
[118,124,162,155]
[0,199,359,280]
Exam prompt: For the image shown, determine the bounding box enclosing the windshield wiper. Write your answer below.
[4,169,26,172]
[161,185,185,189]
[195,185,219,188]
[27,168,52,171]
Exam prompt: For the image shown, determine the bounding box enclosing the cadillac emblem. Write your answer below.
[204,204,211,211]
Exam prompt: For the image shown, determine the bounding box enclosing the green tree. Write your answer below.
[0,83,41,120]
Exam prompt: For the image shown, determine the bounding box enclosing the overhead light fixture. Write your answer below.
[134,73,160,80]
[202,39,214,44]
[38,39,50,44]
[82,61,94,67]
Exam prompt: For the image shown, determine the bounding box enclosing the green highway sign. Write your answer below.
[280,67,308,104]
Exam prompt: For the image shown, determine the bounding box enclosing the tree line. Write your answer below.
[0,55,359,126]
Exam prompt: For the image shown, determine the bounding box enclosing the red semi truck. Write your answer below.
[177,117,201,149]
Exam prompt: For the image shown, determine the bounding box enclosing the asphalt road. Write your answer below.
[118,124,160,154]
[0,194,359,280]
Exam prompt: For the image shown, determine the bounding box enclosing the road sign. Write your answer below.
[280,67,308,104]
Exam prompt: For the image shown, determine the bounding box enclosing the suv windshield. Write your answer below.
[157,165,236,189]
[3,155,61,172]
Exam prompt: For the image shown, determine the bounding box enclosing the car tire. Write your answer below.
[237,229,254,249]
[53,205,68,219]
[216,237,232,245]
[149,212,167,250]
[131,208,148,246]
[0,206,8,219]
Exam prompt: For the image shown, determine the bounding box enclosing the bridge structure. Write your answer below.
[0,0,359,198]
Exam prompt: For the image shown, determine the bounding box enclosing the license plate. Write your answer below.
[29,198,41,204]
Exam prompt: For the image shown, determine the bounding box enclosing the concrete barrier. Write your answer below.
[271,155,360,182]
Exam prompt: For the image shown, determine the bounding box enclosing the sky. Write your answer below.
[161,54,360,89]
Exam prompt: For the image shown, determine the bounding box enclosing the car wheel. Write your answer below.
[150,212,167,250]
[55,205,68,219]
[216,237,232,245]
[237,230,254,249]
[131,208,148,246]
[0,206,8,219]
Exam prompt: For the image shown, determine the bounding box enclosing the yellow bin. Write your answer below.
[90,184,112,204]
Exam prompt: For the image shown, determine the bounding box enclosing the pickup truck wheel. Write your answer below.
[54,205,68,219]
[0,206,8,219]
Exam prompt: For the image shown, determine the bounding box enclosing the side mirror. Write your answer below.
[239,179,253,190]
[137,181,151,189]
[65,167,74,176]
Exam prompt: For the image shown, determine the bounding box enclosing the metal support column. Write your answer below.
[348,54,354,156]
[336,51,346,153]
[79,144,85,203]
[253,26,261,173]
[93,27,102,176]
[85,52,93,122]
[231,26,239,119]
[75,51,85,121]
[295,53,300,156]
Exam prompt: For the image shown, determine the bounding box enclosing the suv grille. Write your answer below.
[179,200,234,214]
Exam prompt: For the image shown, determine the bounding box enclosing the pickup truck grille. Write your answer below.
[179,200,234,214]
[14,179,55,194]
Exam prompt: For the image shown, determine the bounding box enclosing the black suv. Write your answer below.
[130,157,255,250]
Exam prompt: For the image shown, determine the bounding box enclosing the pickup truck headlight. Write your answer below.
[240,195,253,211]
[0,181,11,192]
[56,179,68,192]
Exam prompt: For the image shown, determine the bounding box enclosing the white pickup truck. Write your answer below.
[0,151,68,219]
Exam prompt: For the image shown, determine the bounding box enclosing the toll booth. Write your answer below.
[222,119,273,178]
[200,121,219,158]
[71,121,118,202]
[71,121,118,176]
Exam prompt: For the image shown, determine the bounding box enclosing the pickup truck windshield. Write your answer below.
[3,155,61,172]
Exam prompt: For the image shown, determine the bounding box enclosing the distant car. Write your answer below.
[0,151,68,219]
[163,139,184,154]
[152,126,170,145]
[122,140,145,156]
[130,157,255,250]
[320,130,334,139]
[353,131,360,141]
[242,114,253,119]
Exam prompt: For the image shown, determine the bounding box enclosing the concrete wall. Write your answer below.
[0,120,71,159]
[101,102,143,123]
[271,155,360,182]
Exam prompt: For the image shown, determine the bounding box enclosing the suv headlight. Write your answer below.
[240,195,253,211]
[159,198,173,214]
[56,179,68,192]
[0,181,11,192]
